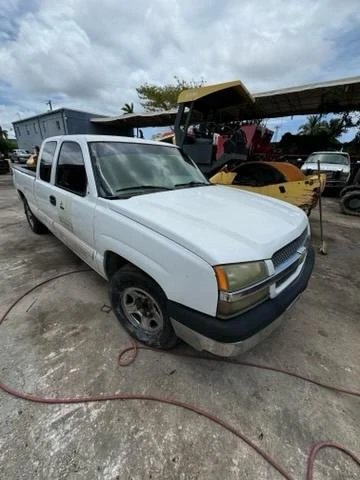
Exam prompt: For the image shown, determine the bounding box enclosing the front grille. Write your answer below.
[321,171,334,180]
[272,229,308,269]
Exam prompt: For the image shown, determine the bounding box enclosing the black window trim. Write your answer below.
[39,140,58,183]
[55,141,88,197]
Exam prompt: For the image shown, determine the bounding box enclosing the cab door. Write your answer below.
[51,141,97,267]
[34,140,58,230]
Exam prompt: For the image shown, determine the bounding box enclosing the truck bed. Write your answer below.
[11,164,36,177]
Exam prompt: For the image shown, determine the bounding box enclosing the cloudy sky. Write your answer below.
[0,0,359,139]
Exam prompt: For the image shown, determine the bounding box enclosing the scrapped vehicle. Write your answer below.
[301,151,351,191]
[13,134,314,357]
[339,166,360,216]
[209,161,325,215]
[172,80,325,213]
[10,148,30,163]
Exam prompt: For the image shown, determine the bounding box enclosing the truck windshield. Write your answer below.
[88,141,209,197]
[305,153,350,165]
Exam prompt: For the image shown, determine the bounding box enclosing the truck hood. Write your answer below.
[109,185,308,265]
[302,163,350,173]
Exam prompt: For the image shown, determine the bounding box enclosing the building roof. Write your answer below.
[13,108,104,125]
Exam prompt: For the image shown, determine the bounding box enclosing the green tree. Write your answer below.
[0,137,13,156]
[299,112,359,140]
[136,76,205,111]
[0,125,8,139]
[0,125,13,156]
[298,115,328,136]
[121,102,134,114]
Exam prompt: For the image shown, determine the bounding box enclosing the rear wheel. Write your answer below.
[340,190,360,216]
[110,265,178,349]
[24,199,48,234]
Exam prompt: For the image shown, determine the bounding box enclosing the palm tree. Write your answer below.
[121,102,134,114]
[298,115,327,135]
[299,113,354,140]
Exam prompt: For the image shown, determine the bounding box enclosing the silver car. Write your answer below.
[10,149,30,164]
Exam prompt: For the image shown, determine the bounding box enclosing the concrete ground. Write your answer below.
[0,172,359,480]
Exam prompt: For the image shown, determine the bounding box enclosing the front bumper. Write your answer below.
[169,246,315,357]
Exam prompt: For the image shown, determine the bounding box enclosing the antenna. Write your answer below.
[46,100,53,111]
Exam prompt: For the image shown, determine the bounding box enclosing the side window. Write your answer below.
[56,142,87,196]
[39,141,57,182]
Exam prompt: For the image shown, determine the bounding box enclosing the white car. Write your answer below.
[12,135,314,356]
[301,151,351,190]
[10,148,31,163]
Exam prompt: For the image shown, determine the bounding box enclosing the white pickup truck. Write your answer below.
[13,135,314,356]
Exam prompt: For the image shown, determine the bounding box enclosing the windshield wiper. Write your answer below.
[115,185,173,193]
[174,181,210,188]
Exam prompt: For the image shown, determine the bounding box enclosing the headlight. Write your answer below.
[214,262,268,292]
[214,261,269,318]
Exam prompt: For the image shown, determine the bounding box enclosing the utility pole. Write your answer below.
[46,100,53,111]
[273,125,280,142]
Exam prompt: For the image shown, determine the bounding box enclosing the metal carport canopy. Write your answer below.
[91,109,179,128]
[252,75,360,119]
[91,76,360,127]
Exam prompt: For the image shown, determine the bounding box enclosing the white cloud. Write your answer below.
[0,0,359,134]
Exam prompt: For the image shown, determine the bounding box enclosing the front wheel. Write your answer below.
[24,199,48,234]
[110,266,178,349]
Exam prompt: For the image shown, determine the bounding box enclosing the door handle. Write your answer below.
[49,195,56,206]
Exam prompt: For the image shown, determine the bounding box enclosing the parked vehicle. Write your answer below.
[301,151,351,192]
[10,148,30,163]
[13,135,314,356]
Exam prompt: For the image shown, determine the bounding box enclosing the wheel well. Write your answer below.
[18,190,25,201]
[104,251,130,279]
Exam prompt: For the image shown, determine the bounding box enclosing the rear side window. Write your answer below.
[55,142,87,196]
[39,141,57,182]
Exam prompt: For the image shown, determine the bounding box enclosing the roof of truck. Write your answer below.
[43,134,179,147]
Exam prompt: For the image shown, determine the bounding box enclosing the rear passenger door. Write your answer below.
[34,140,58,229]
[51,141,96,265]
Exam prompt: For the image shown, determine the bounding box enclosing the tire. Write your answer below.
[340,190,360,216]
[110,265,178,349]
[24,199,48,234]
[340,185,360,198]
